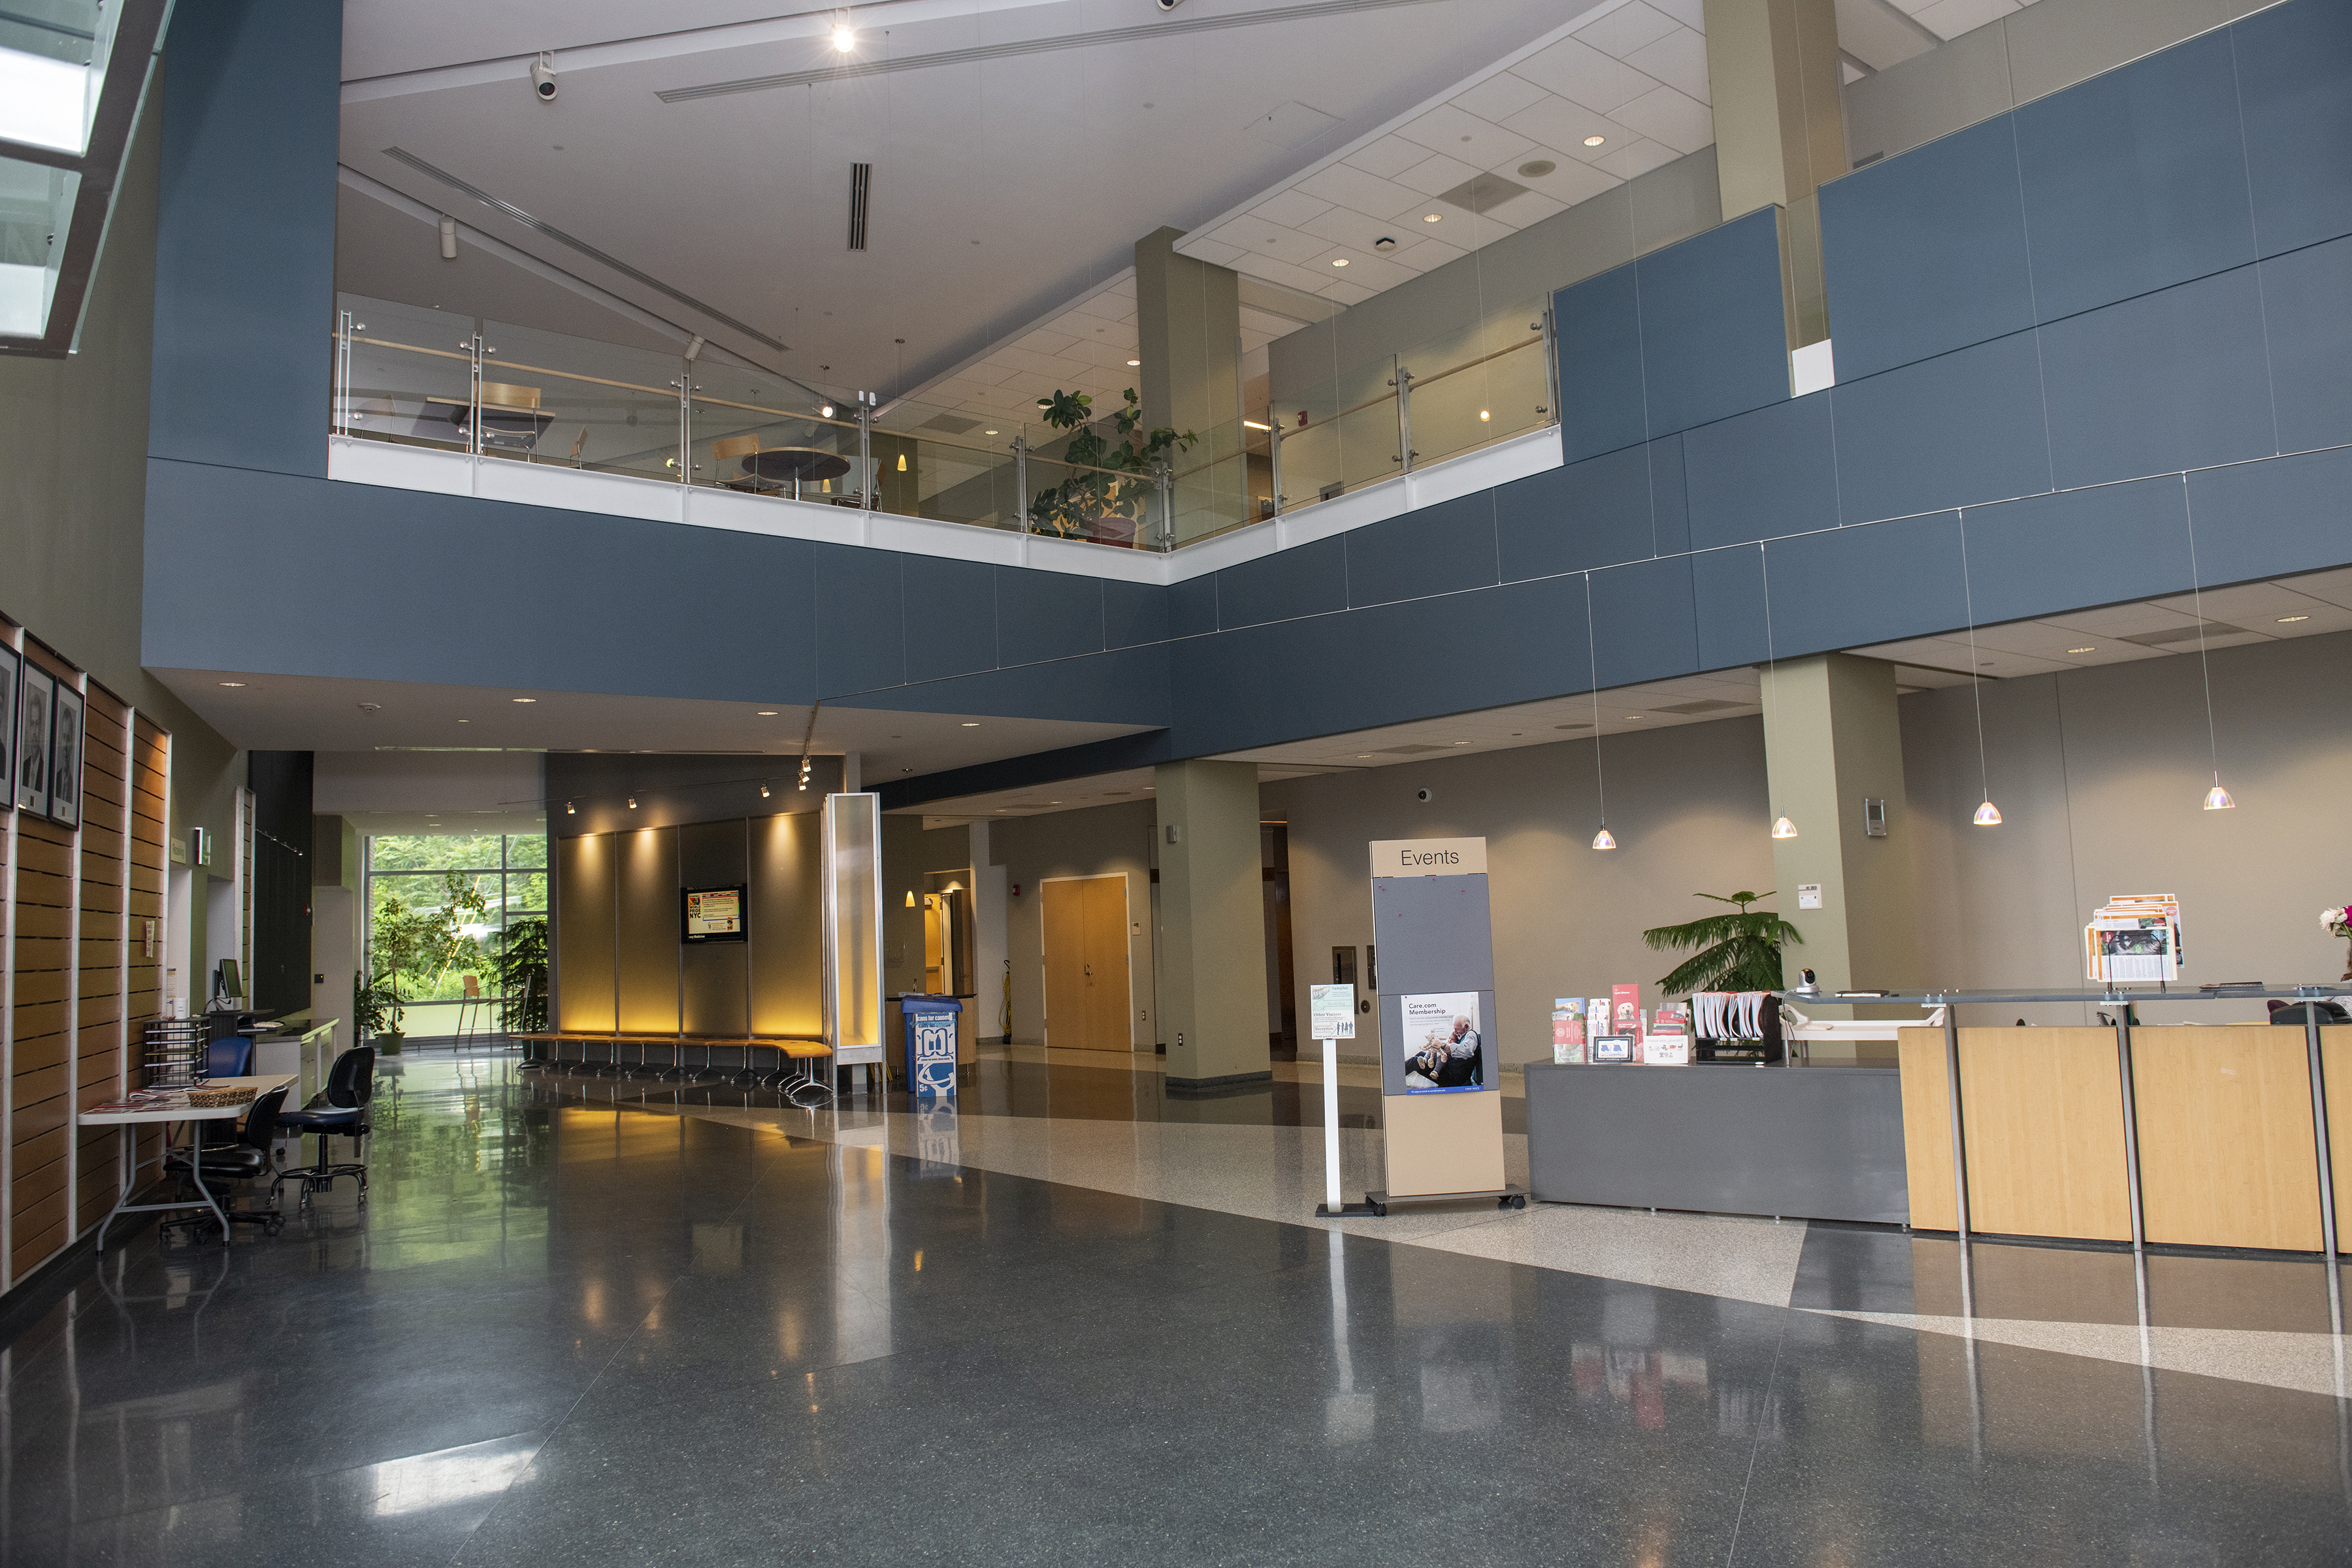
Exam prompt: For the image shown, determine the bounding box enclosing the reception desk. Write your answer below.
[1901,1023,2350,1252]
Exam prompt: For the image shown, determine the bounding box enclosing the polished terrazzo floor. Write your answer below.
[1,1047,2346,1565]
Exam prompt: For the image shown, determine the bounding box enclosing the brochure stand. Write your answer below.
[1363,838,1525,1216]
[1311,985,1377,1218]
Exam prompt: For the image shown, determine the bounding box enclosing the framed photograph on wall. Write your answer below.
[0,645,16,811]
[47,681,82,830]
[16,664,50,817]
[682,884,747,943]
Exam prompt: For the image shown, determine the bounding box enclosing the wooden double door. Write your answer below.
[1042,874,1132,1051]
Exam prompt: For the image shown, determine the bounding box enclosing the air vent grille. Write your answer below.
[1652,699,1748,715]
[2121,623,2242,646]
[849,163,872,251]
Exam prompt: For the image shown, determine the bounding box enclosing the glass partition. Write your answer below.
[482,319,687,480]
[823,793,883,1064]
[0,155,78,338]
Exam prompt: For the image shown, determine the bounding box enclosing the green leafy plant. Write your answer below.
[355,967,404,1039]
[1026,387,1195,542]
[1642,891,1804,995]
[368,871,493,1033]
[493,917,549,1033]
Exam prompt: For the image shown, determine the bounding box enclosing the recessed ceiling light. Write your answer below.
[1048,800,1062,805]
[1584,135,1606,147]
[1357,754,1371,759]
[1126,359,1141,366]
[2068,645,2097,653]
[757,710,779,715]
[961,721,980,727]
[1331,257,1349,266]
[457,719,470,723]
[218,681,246,688]
[985,429,998,435]
[1423,213,1441,223]
[2277,614,2309,623]
[1450,740,1470,745]
[512,697,536,703]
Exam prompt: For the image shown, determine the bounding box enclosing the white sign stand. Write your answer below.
[1310,985,1374,1217]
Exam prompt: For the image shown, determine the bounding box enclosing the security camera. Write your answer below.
[531,55,557,101]
[1416,788,1434,804]
[1156,0,1183,10]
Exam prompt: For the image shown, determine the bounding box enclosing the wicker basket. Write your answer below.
[186,1085,257,1109]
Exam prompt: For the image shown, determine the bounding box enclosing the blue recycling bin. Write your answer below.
[898,994,962,1099]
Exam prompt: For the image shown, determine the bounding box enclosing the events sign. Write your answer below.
[1367,838,1488,877]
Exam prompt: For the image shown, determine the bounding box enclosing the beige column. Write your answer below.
[1154,759,1270,1087]
[1703,0,1846,347]
[1763,655,1920,1043]
[1134,226,1241,437]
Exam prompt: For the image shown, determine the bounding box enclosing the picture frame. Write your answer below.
[681,884,747,943]
[46,680,82,830]
[15,664,50,817]
[0,645,16,811]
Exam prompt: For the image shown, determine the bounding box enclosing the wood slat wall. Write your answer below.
[2,638,167,1289]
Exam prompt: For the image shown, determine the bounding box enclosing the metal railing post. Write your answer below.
[1943,1004,1969,1244]
[2117,1001,2146,1253]
[1393,356,1414,474]
[1268,421,1284,520]
[335,309,353,436]
[1541,306,1561,426]
[678,371,694,486]
[2306,1000,2339,1263]
[465,332,484,457]
[858,396,874,510]
[1013,436,1028,531]
[1155,461,1173,551]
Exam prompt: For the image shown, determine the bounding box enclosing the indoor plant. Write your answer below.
[2324,903,2352,981]
[1026,387,1194,545]
[493,916,549,1034]
[1642,890,1805,994]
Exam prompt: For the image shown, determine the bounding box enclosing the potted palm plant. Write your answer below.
[1642,890,1804,994]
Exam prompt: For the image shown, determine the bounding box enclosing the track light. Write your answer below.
[1973,800,2002,826]
[627,795,638,809]
[1591,826,1616,851]
[832,20,856,51]
[566,800,575,815]
[760,783,771,798]
[1771,817,1798,840]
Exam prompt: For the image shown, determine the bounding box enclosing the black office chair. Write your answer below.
[161,1085,290,1239]
[275,1046,376,1207]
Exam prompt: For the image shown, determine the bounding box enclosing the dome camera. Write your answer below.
[531,54,557,101]
[1156,0,1184,10]
[1416,788,1434,804]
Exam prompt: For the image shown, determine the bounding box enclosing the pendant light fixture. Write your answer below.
[1582,572,1614,849]
[627,795,638,809]
[1759,542,1795,840]
[1958,507,2002,827]
[2183,478,2237,811]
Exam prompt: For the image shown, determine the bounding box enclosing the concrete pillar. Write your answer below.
[1762,655,1920,1023]
[1134,226,1241,438]
[1154,759,1270,1088]
[1704,0,1845,347]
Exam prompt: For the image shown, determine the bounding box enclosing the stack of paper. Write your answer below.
[2085,893,2183,983]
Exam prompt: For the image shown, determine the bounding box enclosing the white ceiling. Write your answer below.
[1173,0,1710,302]
[336,0,1603,398]
[152,667,1153,781]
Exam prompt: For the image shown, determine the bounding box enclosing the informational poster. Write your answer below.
[681,885,747,942]
[1551,998,1586,1064]
[1610,983,1642,1039]
[1400,991,1484,1093]
[909,1011,957,1097]
[1310,983,1358,1040]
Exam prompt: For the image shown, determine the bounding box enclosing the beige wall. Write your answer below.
[987,802,1158,1049]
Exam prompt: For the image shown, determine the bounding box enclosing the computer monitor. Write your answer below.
[214,958,243,1003]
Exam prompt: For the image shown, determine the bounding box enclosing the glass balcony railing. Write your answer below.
[330,289,1560,552]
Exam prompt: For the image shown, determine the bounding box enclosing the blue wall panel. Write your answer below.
[1635,208,1791,438]
[2013,29,2256,323]
[1344,491,1499,608]
[1214,536,1347,629]
[1554,265,1648,463]
[1832,333,2050,524]
[2036,267,2277,491]
[1168,575,1218,638]
[1765,510,1967,654]
[1690,545,1769,671]
[2183,444,2352,585]
[1588,556,1697,691]
[2259,234,2352,455]
[900,556,997,683]
[1682,394,1839,551]
[994,568,1103,667]
[1819,116,2036,382]
[1648,436,1691,556]
[815,545,905,696]
[1103,580,1169,649]
[1495,444,1654,582]
[2234,0,2352,258]
[1959,479,2193,627]
[150,0,341,478]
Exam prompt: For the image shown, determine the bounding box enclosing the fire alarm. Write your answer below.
[1011,883,1021,897]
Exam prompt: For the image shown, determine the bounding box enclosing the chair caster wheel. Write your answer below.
[1506,1195,1526,1210]
[1369,1203,1386,1217]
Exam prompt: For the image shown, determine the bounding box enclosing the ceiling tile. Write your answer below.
[1486,189,1567,227]
[1511,40,1656,115]
[1184,238,1245,267]
[1295,161,1418,216]
[1910,0,2021,41]
[2278,566,2352,610]
[2146,581,2332,623]
[1392,151,1484,196]
[1207,216,1317,261]
[1249,188,1335,228]
[1343,133,1437,180]
[1502,95,1632,160]
[1303,246,1416,290]
[1452,70,1552,125]
[1646,0,1707,29]
[1514,156,1621,206]
[1298,204,1420,253]
[1320,278,1379,306]
[1612,84,1714,154]
[1625,24,1711,104]
[1574,1,1682,59]
[1394,103,1537,168]
[1593,137,1681,179]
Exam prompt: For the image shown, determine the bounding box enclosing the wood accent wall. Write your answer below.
[3,639,169,1290]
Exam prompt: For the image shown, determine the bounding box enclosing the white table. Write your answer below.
[79,1075,297,1249]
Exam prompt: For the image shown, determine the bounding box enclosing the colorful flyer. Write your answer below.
[1551,998,1586,1065]
[1400,991,1485,1093]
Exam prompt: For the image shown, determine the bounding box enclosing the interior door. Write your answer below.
[1043,875,1128,1051]
[1083,874,1130,1050]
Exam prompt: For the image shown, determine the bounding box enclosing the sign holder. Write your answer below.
[1310,984,1377,1217]
[1362,838,1525,1217]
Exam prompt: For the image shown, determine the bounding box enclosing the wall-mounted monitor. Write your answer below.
[683,885,747,943]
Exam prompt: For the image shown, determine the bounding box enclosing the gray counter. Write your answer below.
[1523,1062,1909,1224]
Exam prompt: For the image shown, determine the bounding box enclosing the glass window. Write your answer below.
[363,832,549,1038]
